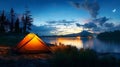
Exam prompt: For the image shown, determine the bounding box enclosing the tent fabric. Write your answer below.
[15,33,51,53]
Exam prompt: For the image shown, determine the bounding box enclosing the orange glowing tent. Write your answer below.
[15,33,51,53]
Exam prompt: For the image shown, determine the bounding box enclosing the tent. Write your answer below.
[15,33,51,53]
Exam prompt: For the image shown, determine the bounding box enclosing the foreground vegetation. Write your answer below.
[0,34,120,67]
[0,33,24,46]
[49,45,120,67]
[0,44,119,67]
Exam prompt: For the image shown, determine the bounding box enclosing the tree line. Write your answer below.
[97,30,120,42]
[0,8,33,34]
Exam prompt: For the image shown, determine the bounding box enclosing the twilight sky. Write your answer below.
[0,0,120,35]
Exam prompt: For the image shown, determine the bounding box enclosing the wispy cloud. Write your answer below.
[84,22,97,29]
[46,20,75,26]
[70,1,80,9]
[93,17,110,26]
[31,25,57,36]
[104,23,114,28]
[70,0,100,18]
[75,16,116,32]
[76,23,83,27]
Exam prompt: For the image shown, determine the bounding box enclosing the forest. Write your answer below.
[0,8,33,34]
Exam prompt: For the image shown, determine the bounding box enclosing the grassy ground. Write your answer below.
[0,34,24,47]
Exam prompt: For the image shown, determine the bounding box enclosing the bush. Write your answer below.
[49,45,120,67]
[49,45,99,67]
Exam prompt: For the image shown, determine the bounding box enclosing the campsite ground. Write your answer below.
[0,34,51,67]
[0,35,120,67]
[0,45,120,67]
[0,45,51,67]
[0,34,24,47]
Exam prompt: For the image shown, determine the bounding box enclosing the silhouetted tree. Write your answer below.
[19,28,23,33]
[14,18,20,33]
[22,8,33,33]
[5,19,10,32]
[10,8,15,32]
[0,7,33,34]
[0,10,6,33]
[97,30,120,42]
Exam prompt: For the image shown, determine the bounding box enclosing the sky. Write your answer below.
[0,0,120,35]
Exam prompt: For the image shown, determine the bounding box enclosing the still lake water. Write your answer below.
[41,36,120,53]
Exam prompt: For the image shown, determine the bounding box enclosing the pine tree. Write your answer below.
[10,8,15,32]
[14,18,20,33]
[5,19,10,32]
[0,10,6,33]
[22,8,33,33]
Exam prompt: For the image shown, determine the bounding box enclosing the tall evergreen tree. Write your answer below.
[10,8,15,32]
[14,18,20,33]
[5,19,10,32]
[0,10,6,33]
[22,8,33,33]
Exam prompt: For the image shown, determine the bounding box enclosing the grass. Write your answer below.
[0,34,24,47]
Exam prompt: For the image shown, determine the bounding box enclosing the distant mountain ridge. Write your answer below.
[39,30,93,37]
[61,30,92,37]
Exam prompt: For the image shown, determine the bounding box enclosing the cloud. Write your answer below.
[84,22,97,29]
[46,20,75,26]
[31,20,78,36]
[92,27,101,32]
[46,21,56,24]
[104,23,114,28]
[70,1,80,9]
[76,22,97,29]
[101,24,120,32]
[31,25,57,36]
[70,0,120,33]
[112,24,120,31]
[76,23,83,27]
[70,0,100,18]
[75,16,112,32]
[82,1,100,18]
[93,17,110,26]
[76,17,109,29]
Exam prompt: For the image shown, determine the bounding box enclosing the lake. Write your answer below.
[41,36,120,53]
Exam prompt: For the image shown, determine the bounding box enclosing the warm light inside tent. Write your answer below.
[22,37,46,50]
[16,33,51,53]
[17,33,35,48]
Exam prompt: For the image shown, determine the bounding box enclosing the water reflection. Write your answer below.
[82,38,93,49]
[41,37,120,53]
[50,37,83,49]
[93,38,120,53]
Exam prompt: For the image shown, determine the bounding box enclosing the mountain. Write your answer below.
[80,30,92,37]
[58,30,92,37]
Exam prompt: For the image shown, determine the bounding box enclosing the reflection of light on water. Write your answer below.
[43,37,120,53]
[88,36,92,39]
[76,36,81,39]
[50,37,83,49]
[83,38,93,49]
